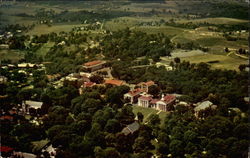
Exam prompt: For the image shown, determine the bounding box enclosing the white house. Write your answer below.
[138,95,153,108]
[22,100,43,114]
[124,88,142,104]
[194,101,217,118]
[155,95,176,112]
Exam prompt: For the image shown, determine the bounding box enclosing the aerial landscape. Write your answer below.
[0,0,249,157]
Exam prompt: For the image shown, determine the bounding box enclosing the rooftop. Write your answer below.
[138,80,155,86]
[83,60,105,67]
[139,95,153,101]
[25,100,43,109]
[162,95,176,103]
[105,79,124,86]
[121,122,140,135]
[128,88,142,96]
[194,101,213,112]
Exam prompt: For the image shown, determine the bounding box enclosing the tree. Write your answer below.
[152,54,160,62]
[224,47,229,52]
[104,119,121,133]
[157,143,169,155]
[169,140,184,157]
[137,112,144,123]
[238,64,246,72]
[133,136,153,153]
[174,57,180,64]
[147,114,160,127]
[90,75,104,84]
[206,138,227,156]
[148,85,160,97]
[94,146,120,158]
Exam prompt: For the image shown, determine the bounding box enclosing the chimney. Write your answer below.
[161,94,164,101]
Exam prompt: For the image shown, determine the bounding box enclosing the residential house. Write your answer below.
[0,146,14,157]
[79,82,96,94]
[17,63,37,68]
[0,76,7,84]
[83,60,106,72]
[138,95,153,108]
[124,88,142,104]
[121,121,140,136]
[12,151,36,158]
[42,144,57,158]
[0,44,9,49]
[23,100,43,115]
[194,101,217,118]
[105,79,125,86]
[155,63,173,71]
[155,95,176,112]
[138,81,155,92]
[46,74,61,82]
[0,115,14,121]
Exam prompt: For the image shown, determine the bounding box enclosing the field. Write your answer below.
[177,17,248,25]
[26,24,87,35]
[132,105,168,125]
[0,49,24,63]
[0,1,248,71]
[161,50,248,71]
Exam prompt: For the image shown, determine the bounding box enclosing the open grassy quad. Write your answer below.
[132,105,168,125]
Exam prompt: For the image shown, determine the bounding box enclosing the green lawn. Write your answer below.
[132,105,168,125]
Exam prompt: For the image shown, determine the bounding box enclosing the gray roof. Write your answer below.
[194,101,213,112]
[25,100,43,109]
[122,122,140,135]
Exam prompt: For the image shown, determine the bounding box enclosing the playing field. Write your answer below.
[161,50,248,71]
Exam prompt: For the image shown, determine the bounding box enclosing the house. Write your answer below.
[13,151,36,158]
[0,115,14,121]
[0,146,14,157]
[138,81,155,92]
[124,88,142,104]
[41,144,57,158]
[150,99,159,109]
[46,74,61,82]
[138,95,153,108]
[17,63,36,68]
[0,76,7,84]
[194,101,217,118]
[83,60,106,72]
[155,95,176,112]
[105,79,125,86]
[121,121,140,136]
[23,100,43,114]
[0,44,9,49]
[155,63,173,71]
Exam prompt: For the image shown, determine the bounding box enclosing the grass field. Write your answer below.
[132,105,168,125]
[0,49,24,63]
[177,17,248,25]
[26,24,86,35]
[36,42,55,57]
[161,51,248,71]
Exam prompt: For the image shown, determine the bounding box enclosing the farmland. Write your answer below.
[0,0,248,69]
